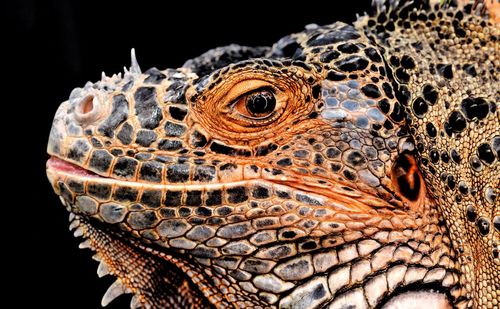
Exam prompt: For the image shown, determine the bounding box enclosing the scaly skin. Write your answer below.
[46,1,499,308]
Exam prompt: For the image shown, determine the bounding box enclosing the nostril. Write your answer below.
[79,95,95,114]
[74,94,102,125]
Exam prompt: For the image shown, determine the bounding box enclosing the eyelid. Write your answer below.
[229,86,276,107]
[223,80,272,104]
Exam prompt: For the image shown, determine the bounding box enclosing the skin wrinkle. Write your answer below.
[46,1,498,308]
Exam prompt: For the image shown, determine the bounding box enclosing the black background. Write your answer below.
[4,1,371,307]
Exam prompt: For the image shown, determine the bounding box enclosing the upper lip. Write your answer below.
[47,155,391,213]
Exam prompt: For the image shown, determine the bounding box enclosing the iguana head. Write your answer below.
[46,3,498,308]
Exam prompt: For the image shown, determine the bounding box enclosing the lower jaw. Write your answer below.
[70,215,459,309]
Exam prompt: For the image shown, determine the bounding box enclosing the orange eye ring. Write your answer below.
[189,66,319,144]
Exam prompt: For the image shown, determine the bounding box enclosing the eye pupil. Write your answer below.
[246,91,276,116]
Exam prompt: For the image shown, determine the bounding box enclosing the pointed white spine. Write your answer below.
[101,280,130,307]
[73,226,84,237]
[78,239,91,249]
[97,261,111,278]
[130,295,141,309]
[130,48,141,74]
[69,220,80,231]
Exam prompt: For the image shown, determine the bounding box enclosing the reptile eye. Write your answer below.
[232,88,277,120]
[245,90,276,117]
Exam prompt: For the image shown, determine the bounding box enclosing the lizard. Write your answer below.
[46,0,499,308]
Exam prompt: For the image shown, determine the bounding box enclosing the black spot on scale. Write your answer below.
[169,106,187,121]
[337,42,359,53]
[164,121,186,137]
[306,25,360,46]
[135,130,157,147]
[460,97,489,121]
[281,231,296,239]
[377,98,391,114]
[361,84,381,98]
[110,149,123,156]
[335,56,369,72]
[144,67,166,84]
[89,150,113,173]
[87,183,112,200]
[68,140,90,162]
[185,190,202,206]
[117,122,133,145]
[447,175,455,190]
[67,180,84,194]
[426,123,437,138]
[346,150,366,167]
[140,161,163,183]
[493,136,500,158]
[90,137,103,148]
[470,156,483,171]
[190,130,208,148]
[277,158,292,167]
[301,241,317,250]
[364,47,382,62]
[58,182,74,203]
[319,50,340,63]
[437,64,453,79]
[113,157,138,178]
[165,191,182,206]
[193,165,216,182]
[381,82,394,99]
[412,97,428,118]
[158,139,183,151]
[458,182,469,196]
[463,64,477,77]
[326,71,346,81]
[312,85,321,99]
[395,85,411,106]
[494,217,500,233]
[97,95,129,138]
[441,151,450,163]
[429,149,439,163]
[343,169,357,181]
[400,55,416,69]
[114,187,138,202]
[141,190,162,208]
[134,87,163,129]
[395,68,410,83]
[422,84,438,105]
[210,142,251,157]
[296,193,322,205]
[390,102,406,123]
[448,111,466,133]
[255,143,278,156]
[476,217,490,236]
[206,190,222,206]
[166,164,189,183]
[477,143,495,165]
[227,186,248,204]
[451,149,461,164]
[466,205,477,222]
[312,283,326,299]
[252,186,270,199]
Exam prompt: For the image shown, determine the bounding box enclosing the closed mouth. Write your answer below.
[46,155,384,213]
[47,156,102,178]
[46,156,256,190]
